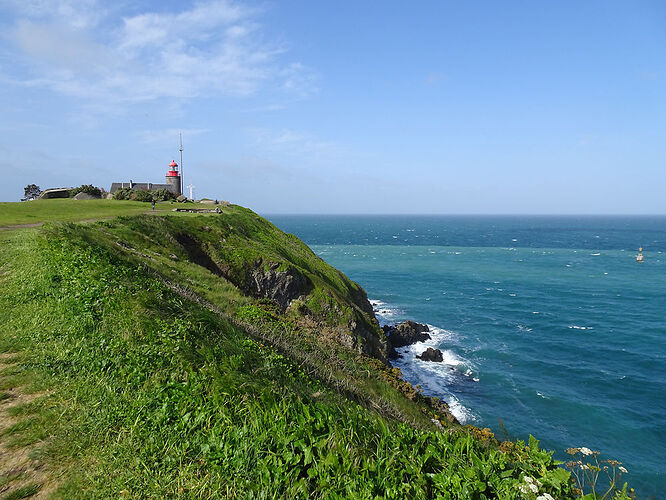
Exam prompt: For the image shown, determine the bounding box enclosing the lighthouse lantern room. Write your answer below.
[165,160,182,196]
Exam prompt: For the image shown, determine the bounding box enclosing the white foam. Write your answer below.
[568,325,593,330]
[591,253,601,256]
[448,395,474,423]
[369,299,403,321]
[369,309,478,424]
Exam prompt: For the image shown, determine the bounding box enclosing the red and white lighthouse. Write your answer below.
[165,160,182,196]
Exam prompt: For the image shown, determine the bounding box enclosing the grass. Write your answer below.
[4,483,41,500]
[0,198,221,227]
[0,205,628,498]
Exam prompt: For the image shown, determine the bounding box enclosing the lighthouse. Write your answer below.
[165,160,182,196]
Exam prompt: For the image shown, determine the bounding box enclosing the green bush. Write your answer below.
[70,184,102,198]
[112,188,175,202]
[112,187,133,200]
[152,189,176,202]
[131,190,153,202]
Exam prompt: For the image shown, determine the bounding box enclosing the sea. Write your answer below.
[264,215,666,498]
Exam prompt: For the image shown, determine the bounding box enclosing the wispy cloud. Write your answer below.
[3,0,317,105]
[245,127,345,160]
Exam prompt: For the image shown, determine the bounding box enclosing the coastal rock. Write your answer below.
[176,195,188,203]
[417,347,443,362]
[384,320,431,348]
[247,261,313,312]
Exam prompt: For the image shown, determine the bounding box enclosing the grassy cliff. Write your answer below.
[0,202,602,498]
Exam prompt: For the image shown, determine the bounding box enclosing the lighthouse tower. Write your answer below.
[165,160,182,196]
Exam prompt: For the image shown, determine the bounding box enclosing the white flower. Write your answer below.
[535,479,542,487]
[524,476,534,484]
[529,483,538,493]
[537,495,555,500]
[580,447,593,455]
[619,466,628,473]
[519,484,530,494]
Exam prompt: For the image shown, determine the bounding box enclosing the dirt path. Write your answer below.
[0,354,56,498]
[0,223,44,231]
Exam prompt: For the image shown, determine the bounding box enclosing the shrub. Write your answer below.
[112,187,133,200]
[131,190,153,202]
[70,184,102,198]
[152,189,176,202]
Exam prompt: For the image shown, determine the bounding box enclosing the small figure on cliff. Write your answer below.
[151,199,156,211]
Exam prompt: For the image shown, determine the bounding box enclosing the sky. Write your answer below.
[1,0,665,213]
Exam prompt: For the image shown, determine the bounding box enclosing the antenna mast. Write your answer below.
[179,132,184,197]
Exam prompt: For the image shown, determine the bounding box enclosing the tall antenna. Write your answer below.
[186,183,195,200]
[179,132,184,197]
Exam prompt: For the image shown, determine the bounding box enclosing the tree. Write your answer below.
[22,184,41,201]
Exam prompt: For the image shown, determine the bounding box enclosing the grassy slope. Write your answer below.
[0,201,582,498]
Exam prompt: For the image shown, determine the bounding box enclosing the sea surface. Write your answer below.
[264,215,666,497]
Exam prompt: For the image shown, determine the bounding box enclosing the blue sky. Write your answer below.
[1,1,664,213]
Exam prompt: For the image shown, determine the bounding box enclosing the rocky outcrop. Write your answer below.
[247,262,312,311]
[384,321,431,348]
[384,320,431,360]
[417,347,443,362]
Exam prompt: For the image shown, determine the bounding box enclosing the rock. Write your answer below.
[105,193,114,199]
[176,195,188,203]
[417,347,443,362]
[247,261,312,311]
[199,199,216,205]
[169,254,179,261]
[384,320,431,348]
[73,192,99,200]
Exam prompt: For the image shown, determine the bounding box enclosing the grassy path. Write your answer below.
[0,353,55,499]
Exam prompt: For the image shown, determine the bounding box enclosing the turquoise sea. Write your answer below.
[265,215,666,498]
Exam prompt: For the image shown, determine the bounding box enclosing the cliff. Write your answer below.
[0,202,584,498]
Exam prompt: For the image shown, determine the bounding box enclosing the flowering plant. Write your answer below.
[564,447,633,499]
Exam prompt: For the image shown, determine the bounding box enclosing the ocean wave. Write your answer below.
[369,298,478,423]
[368,299,403,320]
[568,325,594,330]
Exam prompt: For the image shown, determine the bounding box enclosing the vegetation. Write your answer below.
[0,199,217,227]
[112,187,176,202]
[0,199,166,227]
[0,201,632,498]
[21,184,41,201]
[69,184,102,198]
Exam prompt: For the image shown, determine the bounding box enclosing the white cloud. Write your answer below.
[3,1,317,105]
[246,127,343,159]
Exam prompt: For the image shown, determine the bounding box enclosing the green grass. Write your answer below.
[4,483,41,500]
[0,209,621,498]
[0,199,223,227]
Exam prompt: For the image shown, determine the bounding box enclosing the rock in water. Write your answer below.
[417,347,443,362]
[384,320,431,348]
